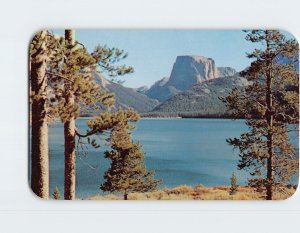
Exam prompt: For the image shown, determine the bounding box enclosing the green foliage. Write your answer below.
[29,30,115,123]
[52,39,114,122]
[30,30,138,200]
[100,109,161,200]
[229,172,238,195]
[29,31,63,123]
[52,186,61,200]
[86,108,140,132]
[92,45,134,77]
[29,31,61,64]
[43,31,135,123]
[222,30,299,200]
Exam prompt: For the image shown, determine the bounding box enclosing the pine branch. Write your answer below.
[46,71,73,83]
[75,128,98,138]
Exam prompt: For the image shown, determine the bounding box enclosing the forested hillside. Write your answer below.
[147,75,250,117]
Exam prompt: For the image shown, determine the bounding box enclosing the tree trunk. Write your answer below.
[124,192,128,200]
[266,78,274,200]
[64,29,76,200]
[64,109,76,200]
[266,134,273,200]
[265,34,274,200]
[30,30,49,199]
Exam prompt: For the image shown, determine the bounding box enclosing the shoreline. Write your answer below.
[86,184,297,200]
[78,115,242,120]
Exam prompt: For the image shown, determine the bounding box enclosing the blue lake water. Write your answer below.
[45,118,298,199]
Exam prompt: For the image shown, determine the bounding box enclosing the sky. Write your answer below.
[52,29,295,88]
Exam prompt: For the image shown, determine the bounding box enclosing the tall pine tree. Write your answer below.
[99,109,161,200]
[49,29,134,199]
[222,30,299,200]
[30,29,135,199]
[30,30,61,198]
[30,30,50,198]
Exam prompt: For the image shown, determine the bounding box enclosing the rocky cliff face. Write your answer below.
[216,67,237,77]
[145,55,236,102]
[167,56,218,90]
[91,73,159,113]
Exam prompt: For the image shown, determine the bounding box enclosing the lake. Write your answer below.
[45,118,298,199]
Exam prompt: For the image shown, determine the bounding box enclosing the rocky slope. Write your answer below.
[145,55,237,102]
[148,75,250,117]
[91,72,159,113]
[134,85,149,94]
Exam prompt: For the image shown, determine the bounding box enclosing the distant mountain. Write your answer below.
[145,77,182,103]
[216,67,238,77]
[148,75,250,117]
[135,85,149,94]
[91,73,159,113]
[145,56,237,102]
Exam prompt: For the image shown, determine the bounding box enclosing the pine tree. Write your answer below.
[48,30,134,199]
[100,109,161,200]
[30,29,73,198]
[30,29,134,200]
[62,29,77,200]
[52,186,61,200]
[30,30,60,198]
[30,30,50,198]
[229,172,238,195]
[222,30,299,200]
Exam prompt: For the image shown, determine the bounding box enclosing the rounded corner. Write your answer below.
[280,185,299,201]
[27,181,50,201]
[280,29,300,44]
[29,29,48,45]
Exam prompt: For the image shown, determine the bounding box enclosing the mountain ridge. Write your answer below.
[146,75,250,117]
[90,72,159,114]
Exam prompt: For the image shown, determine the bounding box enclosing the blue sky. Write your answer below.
[52,29,295,88]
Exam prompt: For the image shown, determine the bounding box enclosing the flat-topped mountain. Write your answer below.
[145,55,237,102]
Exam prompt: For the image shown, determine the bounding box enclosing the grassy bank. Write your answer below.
[88,185,296,200]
